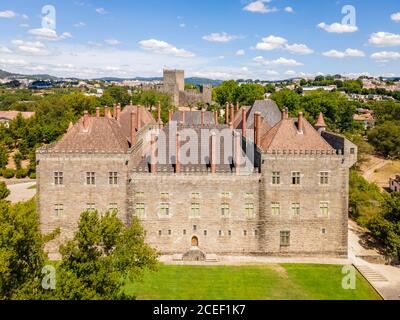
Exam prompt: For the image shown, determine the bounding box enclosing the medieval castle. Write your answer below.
[37,99,357,260]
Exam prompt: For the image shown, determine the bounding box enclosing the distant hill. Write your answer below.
[0,69,58,80]
[0,69,17,78]
[96,76,222,86]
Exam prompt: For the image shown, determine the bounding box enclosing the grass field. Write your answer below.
[124,264,381,300]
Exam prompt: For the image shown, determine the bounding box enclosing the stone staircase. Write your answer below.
[355,265,389,283]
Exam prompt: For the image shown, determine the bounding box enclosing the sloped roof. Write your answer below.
[52,116,130,153]
[119,105,156,142]
[171,111,215,126]
[259,117,335,152]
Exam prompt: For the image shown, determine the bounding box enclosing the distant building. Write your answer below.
[389,175,400,193]
[353,111,375,130]
[0,111,35,128]
[160,69,212,108]
[302,85,337,93]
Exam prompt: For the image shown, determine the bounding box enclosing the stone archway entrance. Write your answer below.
[191,236,199,247]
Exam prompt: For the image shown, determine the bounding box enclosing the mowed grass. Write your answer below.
[124,264,381,300]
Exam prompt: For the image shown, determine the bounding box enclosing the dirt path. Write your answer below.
[362,157,390,181]
[6,182,36,203]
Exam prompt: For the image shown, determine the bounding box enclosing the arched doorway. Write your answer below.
[191,236,199,247]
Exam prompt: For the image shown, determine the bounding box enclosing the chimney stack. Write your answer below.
[214,111,218,125]
[176,132,181,174]
[83,111,89,131]
[150,134,157,174]
[201,109,205,128]
[282,108,289,120]
[137,106,142,130]
[254,112,261,147]
[242,108,247,138]
[104,106,110,118]
[157,101,161,123]
[168,110,173,122]
[130,111,137,146]
[210,132,216,174]
[230,103,234,124]
[96,107,100,118]
[229,122,233,130]
[234,132,241,175]
[298,112,304,133]
[225,102,229,124]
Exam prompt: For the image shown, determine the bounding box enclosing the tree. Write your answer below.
[270,89,301,115]
[212,80,238,106]
[13,151,23,170]
[368,193,400,262]
[0,182,10,200]
[53,210,159,300]
[0,146,7,169]
[235,84,265,106]
[368,121,400,159]
[103,86,131,106]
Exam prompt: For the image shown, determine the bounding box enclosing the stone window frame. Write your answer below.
[183,229,187,235]
[218,230,223,237]
[136,191,145,198]
[86,172,96,185]
[272,172,281,185]
[243,230,247,236]
[221,203,231,218]
[321,228,327,235]
[54,171,64,186]
[158,230,162,236]
[291,202,301,216]
[220,192,231,199]
[168,230,172,236]
[108,203,118,212]
[228,230,232,236]
[245,192,254,199]
[54,203,64,216]
[319,201,329,217]
[86,203,96,212]
[108,172,119,185]
[190,203,200,218]
[159,202,170,217]
[204,230,207,236]
[291,172,301,185]
[135,203,146,218]
[191,192,201,200]
[160,192,170,201]
[271,202,281,216]
[244,203,255,219]
[280,231,290,247]
[254,230,258,237]
[319,171,329,185]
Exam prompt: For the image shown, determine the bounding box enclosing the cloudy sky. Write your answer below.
[0,0,399,80]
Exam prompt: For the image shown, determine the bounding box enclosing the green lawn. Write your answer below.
[124,264,381,300]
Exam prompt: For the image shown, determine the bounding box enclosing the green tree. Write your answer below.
[0,182,10,200]
[0,146,8,169]
[368,121,400,159]
[235,84,265,106]
[270,89,301,115]
[13,151,23,170]
[212,80,239,106]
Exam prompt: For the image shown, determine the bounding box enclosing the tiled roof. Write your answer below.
[171,111,215,126]
[259,117,335,152]
[52,116,130,153]
[119,105,156,142]
[0,111,35,120]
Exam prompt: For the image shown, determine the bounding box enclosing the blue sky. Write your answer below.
[0,0,399,79]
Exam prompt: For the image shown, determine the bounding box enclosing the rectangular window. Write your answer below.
[272,172,281,185]
[168,230,172,235]
[245,193,254,199]
[280,231,290,247]
[191,192,200,200]
[190,203,200,218]
[320,172,329,185]
[158,230,162,236]
[54,172,63,185]
[135,203,145,218]
[86,172,95,185]
[271,202,281,216]
[221,203,230,218]
[245,203,255,219]
[243,230,247,236]
[159,203,170,217]
[228,230,232,236]
[54,204,63,216]
[193,225,197,231]
[320,202,329,216]
[160,192,170,200]
[292,172,301,185]
[108,203,118,212]
[219,230,222,237]
[291,203,301,216]
[221,192,231,198]
[86,203,96,212]
[183,229,187,235]
[254,230,258,236]
[204,230,207,236]
[109,172,118,185]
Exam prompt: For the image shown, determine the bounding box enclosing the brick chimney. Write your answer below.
[96,107,100,118]
[225,102,229,124]
[130,111,137,146]
[234,132,241,174]
[298,112,304,134]
[229,122,233,130]
[254,112,261,147]
[176,132,181,174]
[201,109,205,128]
[104,106,110,118]
[83,111,89,131]
[116,104,121,121]
[168,110,173,122]
[242,108,247,138]
[150,134,157,174]
[230,104,234,124]
[214,111,218,125]
[282,108,289,120]
[137,106,142,130]
[210,132,216,174]
[157,101,161,123]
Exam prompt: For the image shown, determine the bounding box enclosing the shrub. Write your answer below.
[0,182,10,200]
[15,169,28,179]
[29,172,36,180]
[13,152,23,170]
[2,169,15,179]
[0,146,8,169]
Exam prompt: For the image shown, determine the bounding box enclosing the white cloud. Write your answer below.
[202,32,237,43]
[236,49,245,56]
[253,56,303,66]
[74,22,86,28]
[243,0,277,14]
[139,39,195,58]
[285,70,296,76]
[21,14,29,20]
[369,32,400,47]
[266,70,279,76]
[284,7,294,13]
[0,58,27,66]
[105,38,121,45]
[0,10,16,18]
[11,40,48,55]
[0,46,12,54]
[317,22,358,33]
[19,23,29,28]
[179,23,186,28]
[391,12,400,22]
[322,48,365,58]
[370,51,400,61]
[28,28,72,41]
[255,35,313,55]
[95,8,107,14]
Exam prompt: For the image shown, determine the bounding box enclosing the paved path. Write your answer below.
[6,182,36,203]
